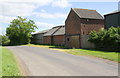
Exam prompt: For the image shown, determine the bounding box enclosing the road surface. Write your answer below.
[7,46,118,76]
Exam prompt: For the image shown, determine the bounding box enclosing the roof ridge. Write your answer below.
[52,26,61,36]
[52,25,64,29]
[72,8,96,11]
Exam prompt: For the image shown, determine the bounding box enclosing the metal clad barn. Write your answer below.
[104,10,120,29]
[65,8,104,48]
[53,26,65,46]
[31,30,49,44]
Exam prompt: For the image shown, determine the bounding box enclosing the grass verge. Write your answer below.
[26,44,119,62]
[2,47,21,76]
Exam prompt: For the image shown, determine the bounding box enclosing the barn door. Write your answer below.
[70,35,80,48]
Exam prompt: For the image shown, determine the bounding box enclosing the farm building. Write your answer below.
[53,26,65,46]
[31,30,49,44]
[104,10,120,29]
[43,25,64,45]
[65,8,104,48]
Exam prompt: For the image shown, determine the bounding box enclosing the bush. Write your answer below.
[88,27,120,52]
[0,35,10,46]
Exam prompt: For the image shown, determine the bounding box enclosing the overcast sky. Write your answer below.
[0,0,119,35]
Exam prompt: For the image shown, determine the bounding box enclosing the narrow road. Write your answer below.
[7,46,118,76]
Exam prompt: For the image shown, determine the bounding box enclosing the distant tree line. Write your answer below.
[88,27,120,52]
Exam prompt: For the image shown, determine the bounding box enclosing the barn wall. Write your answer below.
[65,9,81,35]
[53,35,65,46]
[81,19,104,35]
[31,33,44,44]
[65,35,80,48]
[81,35,95,49]
[65,9,81,48]
[43,36,52,45]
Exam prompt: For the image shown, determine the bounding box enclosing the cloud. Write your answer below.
[35,22,55,29]
[0,0,53,5]
[60,0,119,2]
[36,10,67,19]
[52,0,71,8]
[0,26,6,35]
[0,0,70,18]
[0,15,16,23]
[33,21,56,33]
[0,3,38,16]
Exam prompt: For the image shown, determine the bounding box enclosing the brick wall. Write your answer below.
[53,35,65,46]
[43,36,52,45]
[65,9,81,35]
[81,19,104,35]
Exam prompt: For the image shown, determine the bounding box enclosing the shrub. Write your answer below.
[88,27,120,52]
[0,35,10,46]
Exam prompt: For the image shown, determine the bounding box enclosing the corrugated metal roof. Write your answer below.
[72,8,103,19]
[53,26,65,36]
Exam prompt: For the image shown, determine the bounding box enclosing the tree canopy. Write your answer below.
[6,16,37,45]
[88,27,120,52]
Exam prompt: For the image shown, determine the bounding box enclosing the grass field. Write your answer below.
[2,47,21,76]
[0,46,2,77]
[26,44,119,62]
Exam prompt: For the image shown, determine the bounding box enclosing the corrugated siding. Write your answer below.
[105,13,119,29]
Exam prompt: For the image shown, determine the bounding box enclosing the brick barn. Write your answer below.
[53,26,65,46]
[104,10,120,29]
[65,8,104,48]
[43,25,64,45]
[31,30,49,44]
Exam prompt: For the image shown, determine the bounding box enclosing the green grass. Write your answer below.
[2,47,21,76]
[0,46,2,77]
[66,49,119,62]
[26,44,119,62]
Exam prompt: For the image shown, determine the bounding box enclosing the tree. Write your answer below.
[6,16,37,45]
[0,35,10,46]
[88,27,120,51]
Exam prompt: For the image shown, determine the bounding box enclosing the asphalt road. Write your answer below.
[7,46,118,76]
